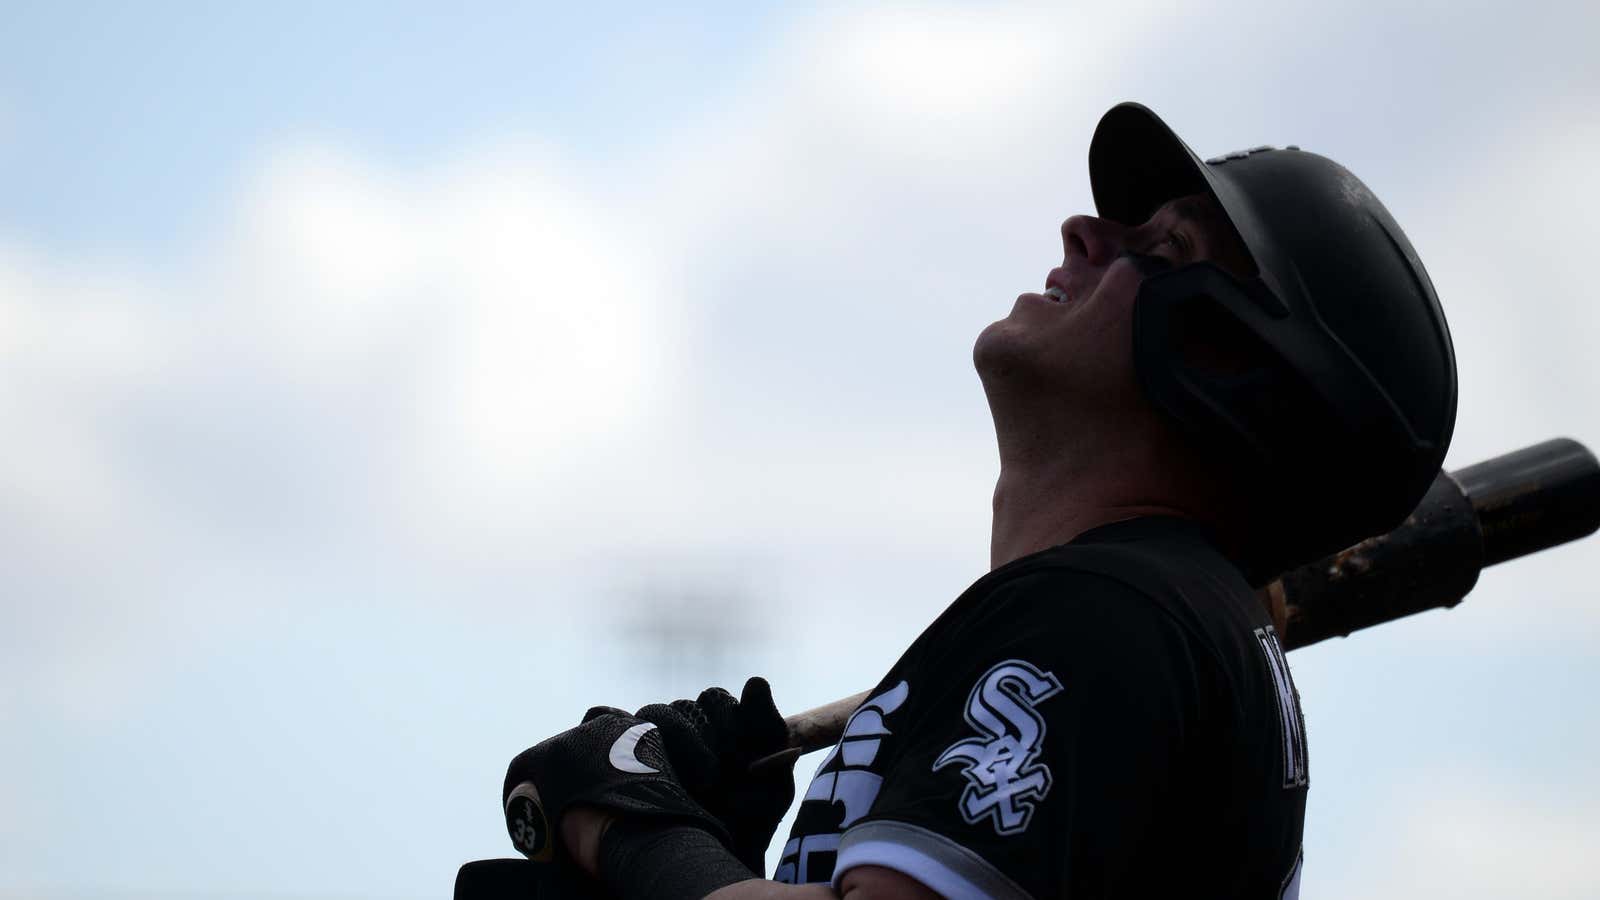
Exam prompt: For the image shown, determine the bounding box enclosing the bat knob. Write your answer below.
[504,781,555,862]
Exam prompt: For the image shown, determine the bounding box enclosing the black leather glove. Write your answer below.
[629,677,796,874]
[501,708,731,864]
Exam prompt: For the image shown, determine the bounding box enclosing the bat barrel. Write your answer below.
[1281,436,1600,650]
[1450,436,1600,566]
[1279,467,1484,649]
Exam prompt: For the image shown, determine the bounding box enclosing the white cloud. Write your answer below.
[0,139,694,723]
[222,140,682,500]
[0,247,192,723]
[1438,99,1600,449]
[1319,769,1600,900]
[635,4,1164,251]
[2,2,1599,894]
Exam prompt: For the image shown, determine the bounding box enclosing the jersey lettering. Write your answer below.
[774,680,909,884]
[1254,626,1309,788]
[933,659,1063,835]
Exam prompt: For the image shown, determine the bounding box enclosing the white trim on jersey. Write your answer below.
[1279,846,1304,900]
[833,820,1031,900]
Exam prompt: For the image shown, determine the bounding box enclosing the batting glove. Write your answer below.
[501,707,731,864]
[632,677,796,874]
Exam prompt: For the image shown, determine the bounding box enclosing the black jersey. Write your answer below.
[773,516,1307,899]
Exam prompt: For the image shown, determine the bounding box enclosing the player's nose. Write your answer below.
[1060,215,1125,267]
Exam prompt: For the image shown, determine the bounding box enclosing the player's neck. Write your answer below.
[987,420,1226,570]
[988,464,1194,570]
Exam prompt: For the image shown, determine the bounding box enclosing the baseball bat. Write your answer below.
[772,437,1600,756]
[488,437,1600,889]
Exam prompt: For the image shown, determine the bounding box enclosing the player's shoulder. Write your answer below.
[925,561,1198,695]
[972,562,1165,631]
[965,545,1197,636]
[1045,514,1250,591]
[948,516,1259,673]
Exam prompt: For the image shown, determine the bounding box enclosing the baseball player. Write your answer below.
[501,101,1459,899]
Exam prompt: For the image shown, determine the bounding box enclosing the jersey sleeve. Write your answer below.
[831,568,1211,900]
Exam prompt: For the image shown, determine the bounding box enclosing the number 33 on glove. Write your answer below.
[502,707,732,863]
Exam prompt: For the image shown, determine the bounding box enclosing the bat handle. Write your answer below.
[743,689,872,774]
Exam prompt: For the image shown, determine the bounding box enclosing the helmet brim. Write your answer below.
[1089,102,1219,228]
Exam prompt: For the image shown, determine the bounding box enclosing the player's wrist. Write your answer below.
[595,817,756,900]
[557,804,614,877]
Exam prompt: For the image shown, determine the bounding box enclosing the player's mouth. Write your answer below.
[1042,268,1080,305]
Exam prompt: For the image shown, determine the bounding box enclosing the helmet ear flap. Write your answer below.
[1134,264,1344,487]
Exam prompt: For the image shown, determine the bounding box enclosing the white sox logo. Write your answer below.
[933,659,1063,835]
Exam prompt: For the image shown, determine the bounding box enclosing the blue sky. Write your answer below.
[3,2,1598,898]
[1,2,798,255]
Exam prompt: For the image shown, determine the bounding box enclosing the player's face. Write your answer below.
[973,193,1254,419]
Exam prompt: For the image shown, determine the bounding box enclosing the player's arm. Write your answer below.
[505,686,938,900]
[702,864,941,900]
[575,571,1197,899]
[825,570,1207,898]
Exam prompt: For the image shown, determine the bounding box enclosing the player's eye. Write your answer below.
[1141,231,1184,256]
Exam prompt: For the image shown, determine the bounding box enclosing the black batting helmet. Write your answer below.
[1088,102,1459,582]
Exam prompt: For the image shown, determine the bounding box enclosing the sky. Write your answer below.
[2,1,1598,898]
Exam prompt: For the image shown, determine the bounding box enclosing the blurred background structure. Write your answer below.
[2,2,1598,897]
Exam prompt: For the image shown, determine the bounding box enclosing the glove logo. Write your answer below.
[933,658,1063,836]
[608,721,662,775]
[504,781,554,862]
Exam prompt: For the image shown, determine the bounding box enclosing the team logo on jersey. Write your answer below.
[933,658,1063,835]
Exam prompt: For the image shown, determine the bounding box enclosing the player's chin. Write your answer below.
[973,315,1043,383]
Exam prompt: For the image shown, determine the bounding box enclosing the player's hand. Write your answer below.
[501,709,731,865]
[630,676,796,874]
